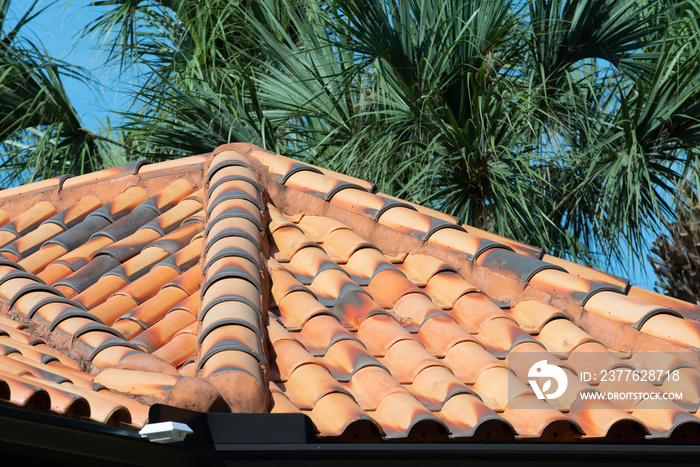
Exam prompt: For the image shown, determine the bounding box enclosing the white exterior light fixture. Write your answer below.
[139,421,193,443]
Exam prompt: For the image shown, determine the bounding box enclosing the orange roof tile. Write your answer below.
[0,143,699,444]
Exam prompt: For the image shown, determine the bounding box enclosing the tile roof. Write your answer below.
[1,143,700,443]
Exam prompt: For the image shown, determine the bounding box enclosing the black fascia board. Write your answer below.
[204,442,700,466]
[150,404,700,466]
[0,405,205,467]
[148,403,317,446]
[3,404,700,467]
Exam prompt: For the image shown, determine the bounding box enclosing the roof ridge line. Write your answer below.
[191,145,271,413]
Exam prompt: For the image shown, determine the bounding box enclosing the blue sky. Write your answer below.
[7,0,662,290]
[8,1,132,132]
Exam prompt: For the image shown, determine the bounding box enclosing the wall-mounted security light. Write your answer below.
[139,421,193,443]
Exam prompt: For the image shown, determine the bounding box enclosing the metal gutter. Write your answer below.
[202,442,700,466]
[0,405,203,467]
[151,405,700,466]
[2,404,699,466]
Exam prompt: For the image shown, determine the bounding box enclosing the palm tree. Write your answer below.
[0,0,127,187]
[12,0,700,272]
[650,183,700,304]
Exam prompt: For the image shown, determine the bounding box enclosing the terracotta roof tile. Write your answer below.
[294,314,355,356]
[450,292,512,334]
[0,142,698,444]
[585,291,681,328]
[152,321,197,367]
[426,227,505,260]
[379,339,447,384]
[541,253,630,292]
[378,206,461,240]
[370,391,448,440]
[463,224,543,259]
[306,391,380,440]
[329,188,400,220]
[376,192,460,225]
[536,318,598,354]
[391,293,447,330]
[395,253,456,287]
[415,314,477,357]
[502,394,582,440]
[445,395,515,440]
[640,314,700,348]
[567,399,644,440]
[321,339,385,382]
[628,285,700,320]
[423,271,478,309]
[507,300,568,334]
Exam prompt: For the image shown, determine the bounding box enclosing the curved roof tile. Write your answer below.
[0,143,697,444]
